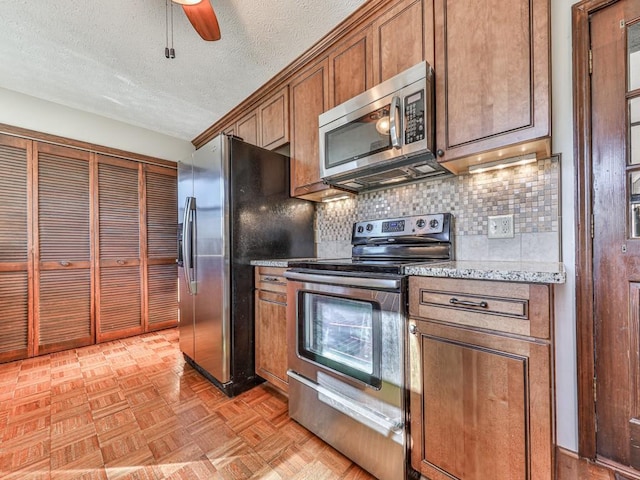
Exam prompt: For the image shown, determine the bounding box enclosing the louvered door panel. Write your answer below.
[146,169,177,259]
[0,143,28,263]
[96,157,142,341]
[98,162,140,259]
[145,165,178,330]
[0,135,31,362]
[35,144,93,354]
[148,264,177,329]
[99,266,142,339]
[38,153,91,263]
[38,269,91,353]
[0,272,29,361]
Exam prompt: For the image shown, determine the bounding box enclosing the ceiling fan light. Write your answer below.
[172,0,203,5]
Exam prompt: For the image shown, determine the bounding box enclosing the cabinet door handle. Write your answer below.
[116,259,125,265]
[59,261,70,267]
[449,298,488,308]
[409,324,418,335]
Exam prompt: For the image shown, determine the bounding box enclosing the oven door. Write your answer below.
[285,270,407,480]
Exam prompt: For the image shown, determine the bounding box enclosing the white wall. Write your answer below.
[0,88,194,162]
[552,0,579,451]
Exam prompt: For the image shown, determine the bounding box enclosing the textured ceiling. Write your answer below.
[0,0,367,141]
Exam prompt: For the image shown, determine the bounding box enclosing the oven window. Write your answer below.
[324,105,393,169]
[298,292,381,389]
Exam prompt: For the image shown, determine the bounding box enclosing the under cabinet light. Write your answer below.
[468,153,537,174]
[322,194,351,203]
[172,0,202,5]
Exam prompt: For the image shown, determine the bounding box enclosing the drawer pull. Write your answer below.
[59,261,70,267]
[449,298,488,308]
[263,276,281,282]
[117,260,125,265]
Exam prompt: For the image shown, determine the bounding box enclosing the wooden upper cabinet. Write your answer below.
[328,27,373,108]
[95,156,143,342]
[236,110,260,146]
[372,0,433,84]
[289,58,331,199]
[0,134,31,362]
[434,0,550,173]
[260,86,290,150]
[34,143,93,355]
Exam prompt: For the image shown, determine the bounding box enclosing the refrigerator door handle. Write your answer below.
[182,196,196,295]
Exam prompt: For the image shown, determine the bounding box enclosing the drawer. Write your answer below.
[409,276,550,340]
[257,289,287,305]
[255,266,287,293]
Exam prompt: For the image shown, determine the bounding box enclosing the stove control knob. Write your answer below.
[429,219,439,229]
[357,226,364,233]
[416,219,426,228]
[366,224,374,232]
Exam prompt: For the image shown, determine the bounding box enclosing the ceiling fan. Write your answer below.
[172,0,221,41]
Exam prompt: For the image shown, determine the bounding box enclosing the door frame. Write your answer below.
[573,0,622,460]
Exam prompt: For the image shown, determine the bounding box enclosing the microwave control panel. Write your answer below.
[404,90,425,144]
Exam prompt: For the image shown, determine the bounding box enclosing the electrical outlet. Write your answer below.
[488,214,515,239]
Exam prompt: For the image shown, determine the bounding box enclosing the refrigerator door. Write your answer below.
[192,136,230,383]
[227,138,316,387]
[177,160,195,360]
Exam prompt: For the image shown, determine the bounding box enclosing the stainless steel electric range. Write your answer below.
[284,213,453,480]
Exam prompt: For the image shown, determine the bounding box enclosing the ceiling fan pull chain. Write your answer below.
[164,0,176,59]
[165,0,170,58]
[169,0,176,58]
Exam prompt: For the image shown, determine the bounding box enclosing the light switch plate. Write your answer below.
[488,214,515,239]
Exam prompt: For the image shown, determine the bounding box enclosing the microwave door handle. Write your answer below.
[389,95,402,149]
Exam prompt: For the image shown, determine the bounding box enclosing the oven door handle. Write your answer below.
[288,371,404,437]
[284,270,401,290]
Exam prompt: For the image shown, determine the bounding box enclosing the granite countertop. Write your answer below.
[404,260,566,284]
[251,258,566,284]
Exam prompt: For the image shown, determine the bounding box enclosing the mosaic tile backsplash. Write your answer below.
[315,156,561,261]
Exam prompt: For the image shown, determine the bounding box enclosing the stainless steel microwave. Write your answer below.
[319,61,451,193]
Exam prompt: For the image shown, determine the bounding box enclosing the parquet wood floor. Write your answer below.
[0,329,376,480]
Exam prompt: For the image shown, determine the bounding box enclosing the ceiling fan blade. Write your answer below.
[181,1,221,41]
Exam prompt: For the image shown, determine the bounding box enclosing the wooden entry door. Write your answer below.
[591,0,640,468]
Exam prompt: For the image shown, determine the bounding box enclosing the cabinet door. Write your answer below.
[260,86,290,150]
[255,289,288,392]
[255,267,288,391]
[145,165,178,331]
[236,110,260,146]
[372,0,432,84]
[328,27,373,108]
[289,58,330,198]
[434,0,550,172]
[0,135,31,362]
[34,143,93,355]
[95,156,142,342]
[408,319,552,480]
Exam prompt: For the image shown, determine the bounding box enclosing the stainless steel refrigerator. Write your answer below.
[177,134,315,396]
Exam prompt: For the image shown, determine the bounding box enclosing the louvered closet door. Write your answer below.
[145,165,177,331]
[0,135,31,362]
[96,156,142,342]
[35,143,93,355]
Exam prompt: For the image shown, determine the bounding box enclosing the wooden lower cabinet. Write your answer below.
[254,266,289,392]
[408,276,553,480]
